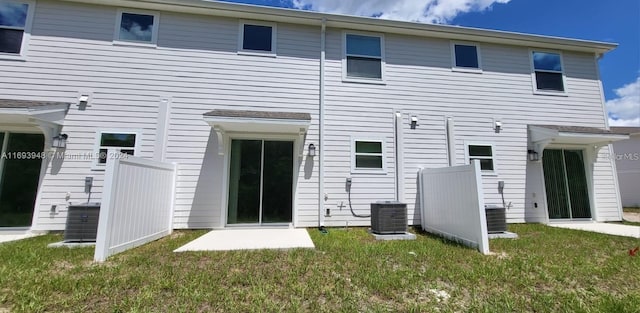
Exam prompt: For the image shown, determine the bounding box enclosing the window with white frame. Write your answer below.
[467,144,494,172]
[95,132,138,165]
[531,51,565,92]
[0,1,33,55]
[240,22,276,53]
[345,33,383,80]
[353,139,384,170]
[115,10,159,44]
[452,43,480,70]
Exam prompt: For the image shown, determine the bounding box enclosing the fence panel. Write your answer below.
[418,160,489,254]
[94,154,176,262]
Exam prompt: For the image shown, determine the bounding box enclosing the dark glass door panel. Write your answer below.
[227,140,262,224]
[564,150,591,218]
[261,141,293,223]
[227,139,294,225]
[543,149,591,220]
[543,149,570,219]
[0,133,44,227]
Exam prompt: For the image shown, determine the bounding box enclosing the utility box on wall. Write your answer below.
[64,203,101,242]
[371,201,407,234]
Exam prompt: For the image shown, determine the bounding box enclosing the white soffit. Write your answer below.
[530,125,629,146]
[203,109,311,134]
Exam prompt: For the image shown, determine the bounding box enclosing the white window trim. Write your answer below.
[0,0,36,61]
[351,137,387,174]
[92,129,142,170]
[238,20,277,57]
[450,41,483,73]
[464,142,497,175]
[113,9,160,47]
[529,49,568,96]
[342,31,386,84]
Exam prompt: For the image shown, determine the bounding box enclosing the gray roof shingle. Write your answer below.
[532,125,619,135]
[204,109,311,121]
[0,99,70,109]
[609,126,640,135]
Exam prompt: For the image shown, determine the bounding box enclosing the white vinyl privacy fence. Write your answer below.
[94,154,177,262]
[418,160,489,254]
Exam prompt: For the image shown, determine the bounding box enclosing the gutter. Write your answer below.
[318,18,326,227]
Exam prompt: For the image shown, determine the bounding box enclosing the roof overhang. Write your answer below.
[0,99,70,131]
[530,125,629,148]
[204,109,311,134]
[59,0,617,55]
[203,109,312,156]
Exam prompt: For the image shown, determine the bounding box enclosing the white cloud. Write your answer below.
[0,2,28,27]
[609,117,640,127]
[606,77,640,127]
[119,23,153,42]
[291,0,510,23]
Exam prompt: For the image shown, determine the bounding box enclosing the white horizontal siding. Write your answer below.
[593,146,623,221]
[612,136,640,207]
[5,0,320,230]
[320,29,614,226]
[0,1,617,230]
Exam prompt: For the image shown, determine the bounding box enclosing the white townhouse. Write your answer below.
[0,0,628,232]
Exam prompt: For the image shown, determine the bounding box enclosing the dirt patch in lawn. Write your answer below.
[623,212,640,222]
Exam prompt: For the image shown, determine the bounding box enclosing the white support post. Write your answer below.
[168,162,178,234]
[472,160,490,255]
[94,149,120,262]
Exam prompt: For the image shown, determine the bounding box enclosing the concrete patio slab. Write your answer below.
[0,231,42,244]
[549,222,640,238]
[174,228,315,252]
[48,241,96,248]
[368,230,417,241]
[488,231,519,239]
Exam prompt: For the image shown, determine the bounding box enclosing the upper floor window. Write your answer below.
[452,43,481,71]
[239,21,276,54]
[115,10,159,45]
[532,51,565,92]
[0,0,33,55]
[344,33,384,80]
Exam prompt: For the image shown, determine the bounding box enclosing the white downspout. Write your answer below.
[446,117,456,166]
[394,112,404,202]
[318,18,326,227]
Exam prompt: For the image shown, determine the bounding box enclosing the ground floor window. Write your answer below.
[95,131,138,165]
[466,143,494,172]
[352,139,385,172]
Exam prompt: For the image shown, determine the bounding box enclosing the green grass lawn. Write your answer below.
[624,207,640,213]
[1,224,639,312]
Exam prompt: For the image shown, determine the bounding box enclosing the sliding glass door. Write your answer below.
[227,139,294,225]
[0,133,45,227]
[543,149,591,220]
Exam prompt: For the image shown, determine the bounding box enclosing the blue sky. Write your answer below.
[220,0,640,126]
